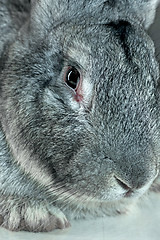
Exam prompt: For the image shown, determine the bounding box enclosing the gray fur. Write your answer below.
[0,0,160,232]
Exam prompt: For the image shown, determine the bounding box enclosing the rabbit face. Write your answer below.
[53,23,160,204]
[1,18,160,217]
[1,0,160,219]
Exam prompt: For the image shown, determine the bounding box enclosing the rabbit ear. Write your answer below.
[133,0,160,29]
[29,0,54,37]
[29,0,160,37]
[29,0,108,37]
[29,0,76,37]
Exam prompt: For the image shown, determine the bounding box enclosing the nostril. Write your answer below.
[115,177,131,191]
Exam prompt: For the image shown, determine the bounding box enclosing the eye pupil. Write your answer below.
[65,67,80,90]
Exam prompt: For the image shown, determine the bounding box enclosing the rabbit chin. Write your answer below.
[62,194,140,220]
[56,185,147,220]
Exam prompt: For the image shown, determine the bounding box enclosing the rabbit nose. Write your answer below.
[114,166,158,193]
[115,176,131,191]
[115,177,134,197]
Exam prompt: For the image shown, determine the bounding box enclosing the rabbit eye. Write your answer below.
[65,67,80,90]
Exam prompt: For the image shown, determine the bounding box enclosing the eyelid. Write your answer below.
[63,54,86,73]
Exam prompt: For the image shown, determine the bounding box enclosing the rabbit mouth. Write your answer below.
[52,168,159,209]
[56,186,140,218]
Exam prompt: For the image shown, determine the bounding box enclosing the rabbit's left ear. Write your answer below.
[133,0,160,29]
[28,0,107,38]
[28,0,160,37]
[29,0,52,37]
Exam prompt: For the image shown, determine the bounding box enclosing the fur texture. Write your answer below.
[0,0,160,232]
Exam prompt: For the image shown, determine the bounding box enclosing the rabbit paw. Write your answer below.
[0,196,70,232]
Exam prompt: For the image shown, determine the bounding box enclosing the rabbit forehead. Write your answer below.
[62,23,157,79]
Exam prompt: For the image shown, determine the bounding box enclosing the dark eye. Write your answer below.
[65,67,80,90]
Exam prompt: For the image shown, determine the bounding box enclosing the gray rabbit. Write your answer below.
[0,0,160,232]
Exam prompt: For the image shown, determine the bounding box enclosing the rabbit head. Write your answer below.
[1,0,160,217]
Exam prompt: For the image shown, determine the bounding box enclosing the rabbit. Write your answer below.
[0,0,160,233]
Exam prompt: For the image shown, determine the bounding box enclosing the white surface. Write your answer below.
[0,192,160,240]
